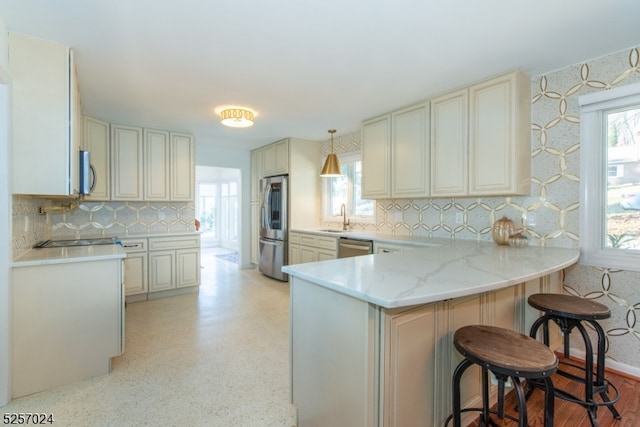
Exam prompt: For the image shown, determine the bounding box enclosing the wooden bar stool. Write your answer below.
[528,293,621,427]
[446,325,558,427]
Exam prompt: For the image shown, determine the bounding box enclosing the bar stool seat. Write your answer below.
[528,293,621,427]
[446,325,558,427]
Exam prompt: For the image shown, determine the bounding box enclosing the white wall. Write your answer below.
[0,14,12,406]
[195,143,252,269]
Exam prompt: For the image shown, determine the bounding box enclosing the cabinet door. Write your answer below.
[176,248,200,288]
[263,139,289,176]
[289,243,301,265]
[10,33,75,196]
[170,132,195,201]
[384,304,438,427]
[431,90,468,196]
[469,71,530,196]
[144,129,170,201]
[123,252,148,295]
[148,250,175,292]
[299,246,316,264]
[83,116,111,200]
[391,103,430,198]
[361,114,391,198]
[111,125,143,200]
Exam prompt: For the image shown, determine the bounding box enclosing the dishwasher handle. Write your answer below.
[339,243,371,251]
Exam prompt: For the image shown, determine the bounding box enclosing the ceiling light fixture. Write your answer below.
[320,129,342,177]
[220,108,255,128]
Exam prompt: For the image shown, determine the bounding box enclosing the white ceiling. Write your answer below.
[1,1,639,151]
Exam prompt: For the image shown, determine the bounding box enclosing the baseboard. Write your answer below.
[567,347,640,380]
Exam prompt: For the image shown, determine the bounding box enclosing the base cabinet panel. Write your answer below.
[383,304,438,427]
[149,250,175,292]
[12,260,122,398]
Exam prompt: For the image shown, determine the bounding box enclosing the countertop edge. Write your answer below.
[284,243,580,309]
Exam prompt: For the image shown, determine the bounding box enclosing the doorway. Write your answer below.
[195,166,241,260]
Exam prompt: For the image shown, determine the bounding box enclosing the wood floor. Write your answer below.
[467,356,640,426]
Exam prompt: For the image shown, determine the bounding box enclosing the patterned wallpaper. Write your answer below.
[12,196,195,258]
[321,47,640,371]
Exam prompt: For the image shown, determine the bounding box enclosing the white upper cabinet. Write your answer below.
[468,71,530,196]
[431,90,469,196]
[263,139,289,177]
[10,33,81,197]
[170,132,195,201]
[111,125,144,201]
[83,116,110,201]
[111,125,194,201]
[431,71,531,197]
[361,114,391,198]
[362,102,429,199]
[143,129,170,201]
[391,103,430,198]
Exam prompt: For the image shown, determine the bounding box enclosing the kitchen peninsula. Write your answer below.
[12,244,126,398]
[282,238,579,427]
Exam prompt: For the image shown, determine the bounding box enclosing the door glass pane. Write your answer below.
[605,106,640,250]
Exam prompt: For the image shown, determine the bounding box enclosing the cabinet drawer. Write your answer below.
[119,239,147,253]
[316,236,337,250]
[299,234,317,247]
[149,235,200,251]
[289,232,300,244]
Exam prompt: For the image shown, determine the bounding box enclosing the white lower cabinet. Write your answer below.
[120,238,148,296]
[288,232,337,265]
[148,235,200,293]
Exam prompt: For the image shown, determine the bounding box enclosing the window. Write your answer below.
[579,82,640,272]
[322,152,375,223]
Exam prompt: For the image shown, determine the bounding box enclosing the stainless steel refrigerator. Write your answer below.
[259,175,288,281]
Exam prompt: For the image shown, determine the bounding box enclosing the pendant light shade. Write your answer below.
[320,129,342,177]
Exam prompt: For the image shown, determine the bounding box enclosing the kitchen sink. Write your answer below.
[319,229,346,233]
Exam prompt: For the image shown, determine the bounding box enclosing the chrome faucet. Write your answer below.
[340,203,350,231]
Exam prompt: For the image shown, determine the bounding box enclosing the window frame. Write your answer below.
[579,81,640,272]
[321,152,376,224]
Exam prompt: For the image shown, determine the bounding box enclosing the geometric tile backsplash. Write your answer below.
[12,45,640,373]
[12,196,195,258]
[319,46,640,372]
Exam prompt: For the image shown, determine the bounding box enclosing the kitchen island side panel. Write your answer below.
[290,277,379,427]
[12,259,122,398]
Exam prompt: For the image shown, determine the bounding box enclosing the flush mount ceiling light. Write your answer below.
[320,129,342,177]
[219,107,255,128]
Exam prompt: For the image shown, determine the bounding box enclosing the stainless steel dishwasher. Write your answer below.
[338,237,373,258]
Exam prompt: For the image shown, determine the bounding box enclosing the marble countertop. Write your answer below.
[12,244,127,268]
[13,231,201,267]
[282,239,580,309]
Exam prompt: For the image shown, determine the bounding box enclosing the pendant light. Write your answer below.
[320,129,342,177]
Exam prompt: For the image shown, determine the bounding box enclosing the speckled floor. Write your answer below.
[2,249,297,426]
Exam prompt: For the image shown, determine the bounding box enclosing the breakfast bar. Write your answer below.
[282,239,580,427]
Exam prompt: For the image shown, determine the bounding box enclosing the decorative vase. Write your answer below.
[492,216,516,245]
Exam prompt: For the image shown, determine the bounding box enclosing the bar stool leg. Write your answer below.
[452,358,474,427]
[481,367,491,425]
[542,377,555,427]
[512,377,528,427]
[587,319,622,420]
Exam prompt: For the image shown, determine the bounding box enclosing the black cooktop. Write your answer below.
[33,237,119,248]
